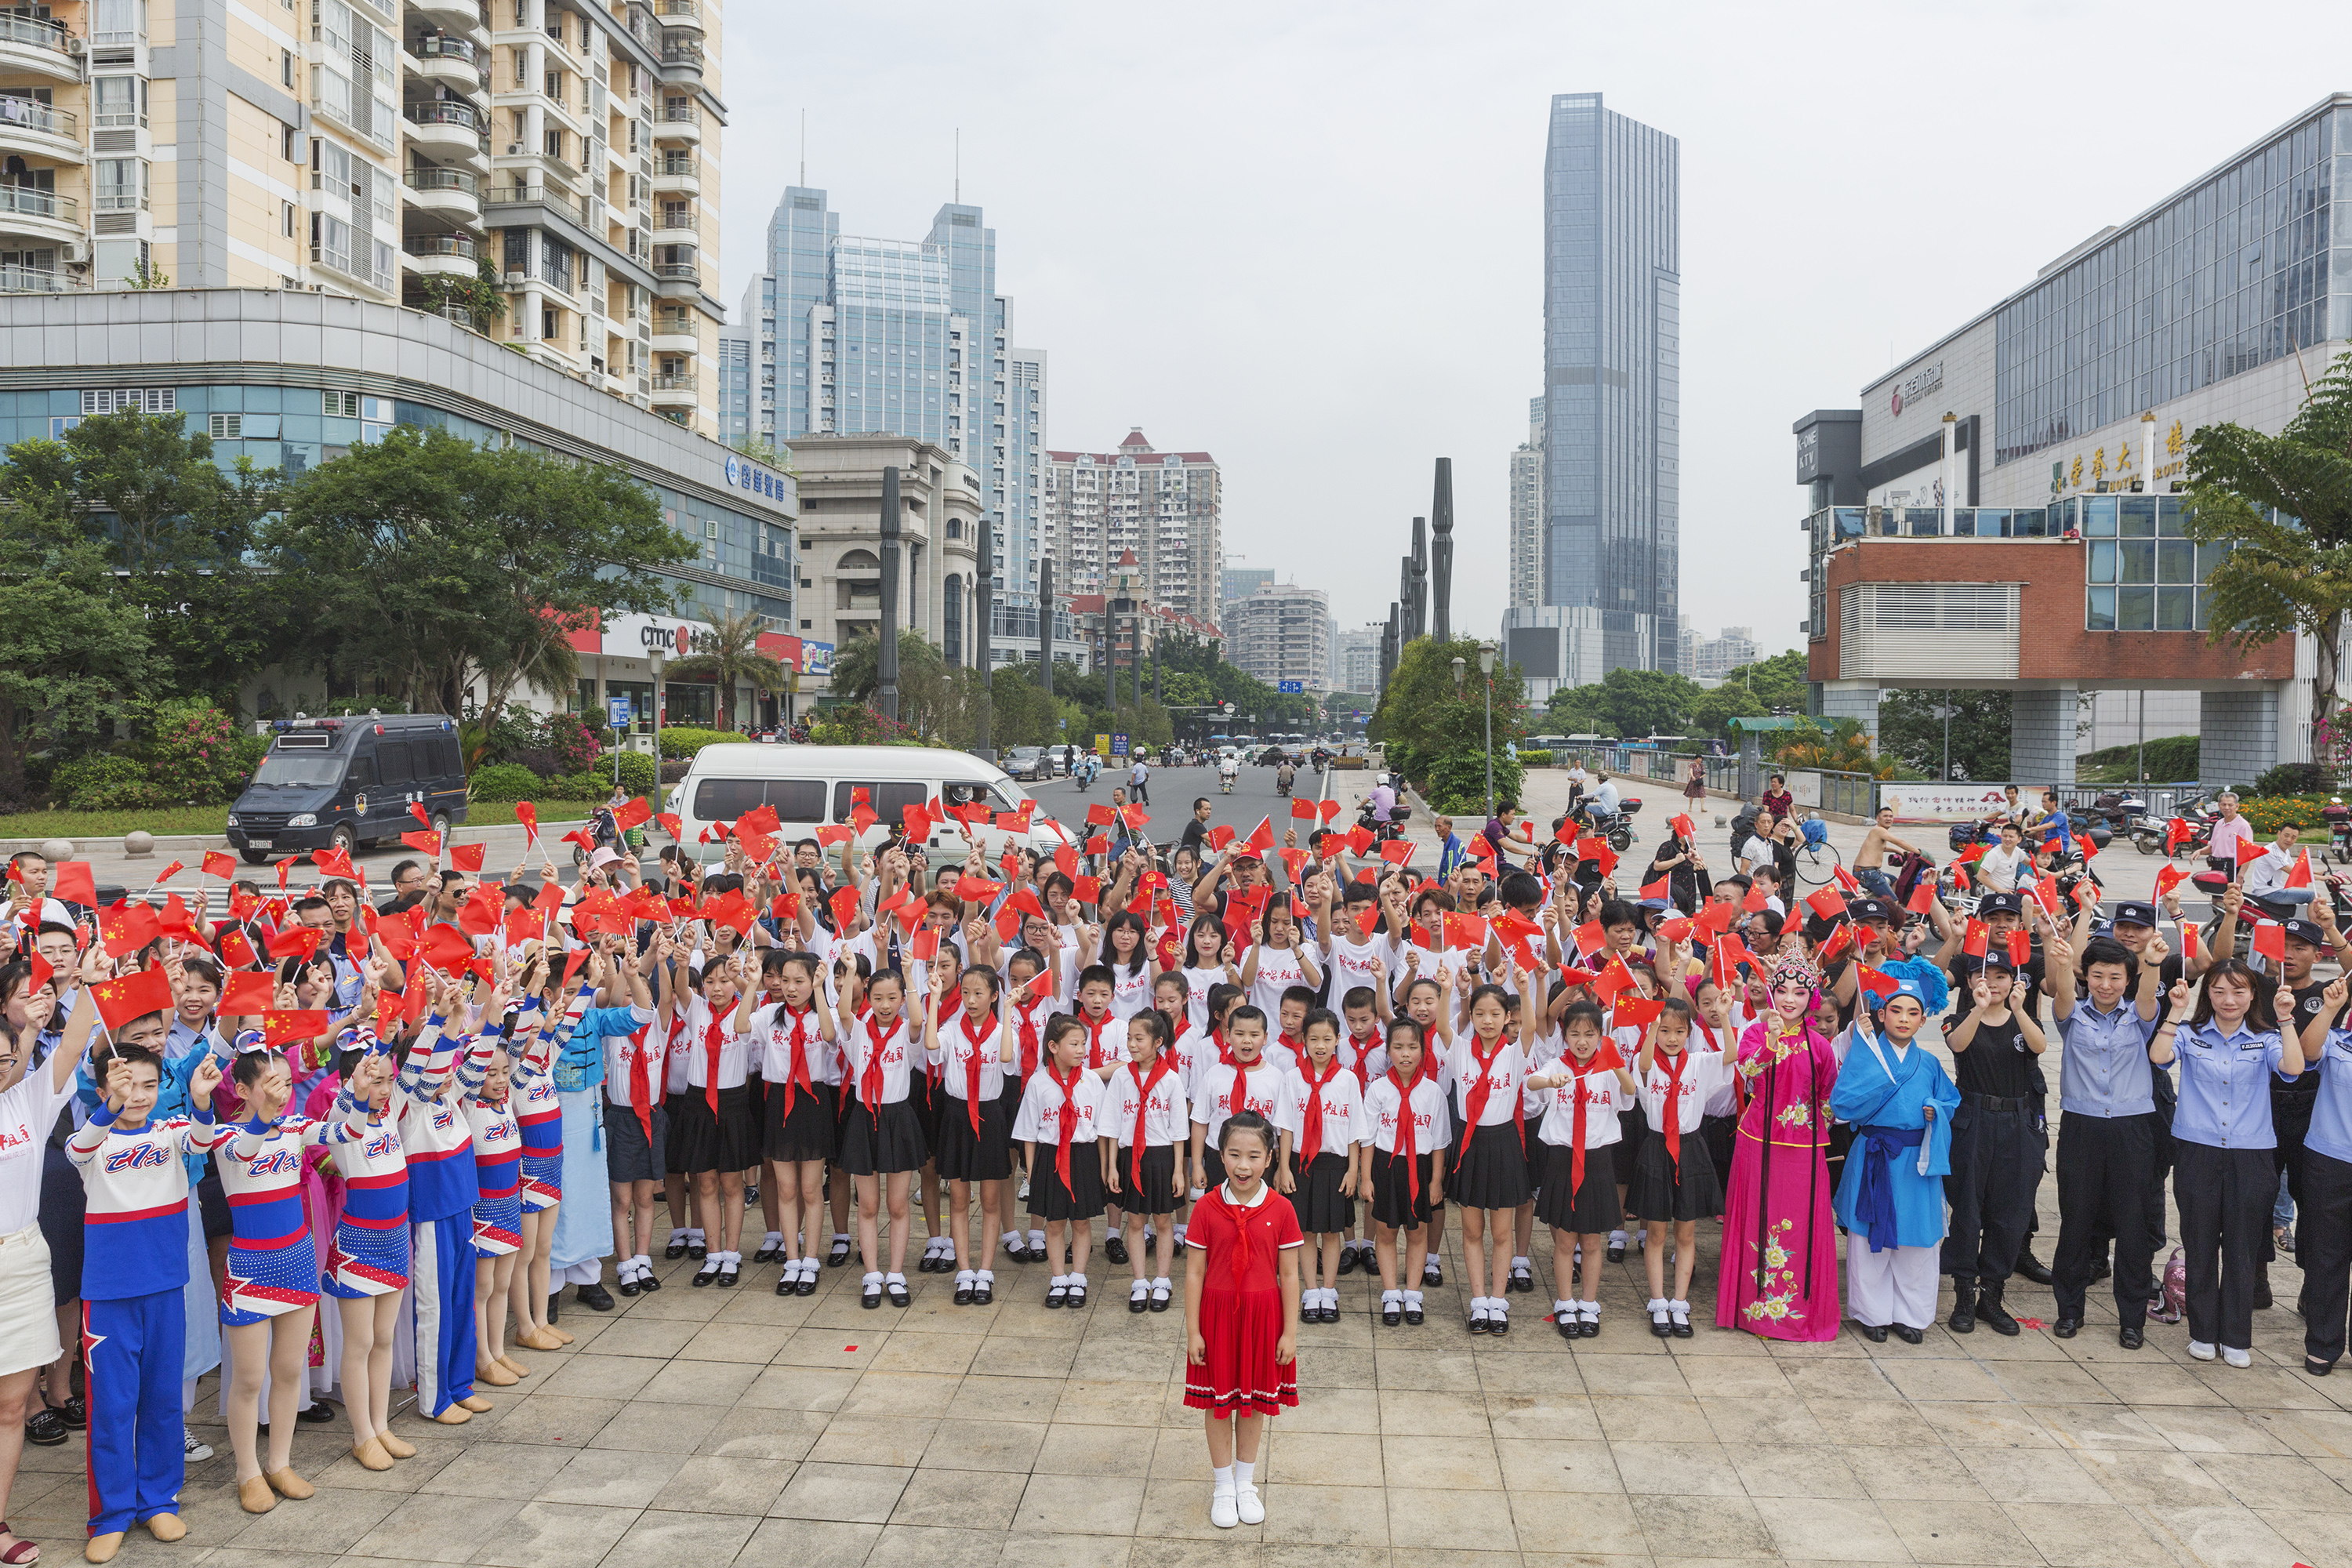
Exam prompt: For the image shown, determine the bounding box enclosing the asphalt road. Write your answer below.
[1016,756,1383,858]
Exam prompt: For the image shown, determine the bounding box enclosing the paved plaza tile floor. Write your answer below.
[16,1196,2352,1568]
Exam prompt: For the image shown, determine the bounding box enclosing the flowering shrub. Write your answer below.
[809,706,924,746]
[540,710,601,774]
[143,699,263,804]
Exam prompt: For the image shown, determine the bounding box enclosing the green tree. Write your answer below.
[728,434,794,473]
[1686,682,1769,740]
[829,629,963,739]
[1717,649,1809,713]
[263,426,690,714]
[2183,349,2352,739]
[1597,667,1698,737]
[1370,637,1527,811]
[1545,681,1610,733]
[0,441,161,795]
[1876,688,2012,781]
[662,607,789,732]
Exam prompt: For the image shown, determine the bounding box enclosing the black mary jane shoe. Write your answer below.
[665,1238,688,1260]
[1064,1282,1086,1309]
[1856,1322,1889,1343]
[775,1276,797,1298]
[1507,1268,1533,1294]
[638,1269,663,1293]
[862,1281,883,1309]
[2052,1317,2080,1339]
[2307,1356,2334,1377]
[618,1276,641,1298]
[794,1272,817,1298]
[1338,1249,1359,1277]
[688,1243,708,1262]
[1890,1323,1925,1345]
[1403,1302,1425,1326]
[887,1279,911,1308]
[691,1262,719,1287]
[973,1279,994,1305]
[23,1408,64,1447]
[578,1283,615,1312]
[1487,1311,1508,1337]
[1385,1301,1404,1328]
[713,1265,739,1289]
[753,1243,779,1264]
[828,1240,852,1269]
[1127,1287,1149,1316]
[1468,1314,1490,1336]
[1605,1240,1626,1264]
[1555,1312,1577,1341]
[1104,1236,1129,1265]
[956,1283,978,1307]
[1422,1261,1443,1288]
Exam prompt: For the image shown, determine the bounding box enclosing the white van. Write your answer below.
[673,742,1066,863]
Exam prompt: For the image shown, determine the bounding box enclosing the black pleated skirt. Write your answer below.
[1026,1142,1106,1221]
[931,1091,1015,1182]
[837,1096,930,1177]
[909,1070,943,1153]
[1613,1103,1650,1189]
[673,1083,760,1174]
[1288,1150,1355,1235]
[662,1091,692,1177]
[1370,1148,1438,1230]
[1624,1125,1723,1222]
[1533,1140,1624,1233]
[1450,1121,1532,1212]
[1111,1143,1180,1216]
[763,1080,839,1165]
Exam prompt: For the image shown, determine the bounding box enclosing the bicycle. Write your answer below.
[1790,819,1843,891]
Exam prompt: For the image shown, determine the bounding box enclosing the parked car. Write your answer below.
[227,713,469,863]
[1003,746,1051,782]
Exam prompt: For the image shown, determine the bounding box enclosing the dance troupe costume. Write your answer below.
[1831,982,1960,1333]
[1717,956,1842,1341]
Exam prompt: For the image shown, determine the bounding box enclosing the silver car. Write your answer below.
[1003,746,1051,782]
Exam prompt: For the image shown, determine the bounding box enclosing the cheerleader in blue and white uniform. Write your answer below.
[212,1042,368,1514]
[321,1029,412,1472]
[464,1032,528,1390]
[506,965,586,1351]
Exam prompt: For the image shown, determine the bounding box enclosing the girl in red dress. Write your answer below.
[1183,1109,1302,1530]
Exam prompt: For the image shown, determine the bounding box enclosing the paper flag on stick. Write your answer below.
[87,968,171,1030]
[219,971,274,1015]
[448,843,486,873]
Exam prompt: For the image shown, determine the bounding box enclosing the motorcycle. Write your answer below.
[1276,764,1296,798]
[1354,800,1412,847]
[1219,766,1237,796]
[2132,797,2216,858]
[1569,795,1640,854]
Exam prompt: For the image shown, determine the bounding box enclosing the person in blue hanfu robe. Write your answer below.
[1831,978,1959,1343]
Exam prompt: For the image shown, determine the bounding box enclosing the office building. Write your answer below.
[1796,95,2352,787]
[1044,428,1222,624]
[1223,566,1273,605]
[1498,604,1610,703]
[0,0,730,436]
[730,188,1053,643]
[1508,394,1544,609]
[1542,92,1680,673]
[1224,581,1332,694]
[1689,625,1759,681]
[1338,622,1383,695]
[715,328,750,444]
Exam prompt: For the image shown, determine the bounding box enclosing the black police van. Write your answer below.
[227,713,470,863]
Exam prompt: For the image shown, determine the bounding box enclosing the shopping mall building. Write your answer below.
[1796,95,2350,788]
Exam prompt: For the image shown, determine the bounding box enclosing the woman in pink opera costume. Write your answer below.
[1716,953,1841,1339]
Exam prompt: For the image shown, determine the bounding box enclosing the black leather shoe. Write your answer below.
[887,1279,910,1308]
[1891,1323,1925,1345]
[2307,1355,2332,1376]
[688,1243,707,1261]
[23,1408,64,1447]
[2013,1250,2053,1286]
[1385,1301,1403,1327]
[1606,1240,1625,1264]
[665,1238,688,1260]
[828,1239,851,1269]
[1469,1314,1490,1335]
[618,1276,641,1298]
[775,1276,797,1297]
[753,1243,779,1263]
[713,1265,738,1289]
[1857,1323,1889,1343]
[1977,1292,2019,1337]
[296,1399,337,1423]
[1403,1302,1424,1325]
[1104,1236,1128,1265]
[691,1263,718,1287]
[576,1283,615,1312]
[794,1272,816,1297]
[958,1283,978,1307]
[2090,1255,2112,1283]
[1488,1312,1508,1336]
[1948,1295,1977,1334]
[1338,1249,1359,1276]
[2118,1325,2146,1350]
[2052,1316,2081,1339]
[639,1269,662,1293]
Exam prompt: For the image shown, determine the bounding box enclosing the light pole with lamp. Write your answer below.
[1477,641,1497,818]
[1930,693,1955,780]
[649,647,666,817]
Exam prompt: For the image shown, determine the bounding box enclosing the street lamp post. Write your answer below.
[1477,641,1497,819]
[1930,693,1955,780]
[649,648,665,813]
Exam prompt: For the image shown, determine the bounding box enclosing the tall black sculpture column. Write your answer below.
[1431,459,1454,641]
[879,466,901,720]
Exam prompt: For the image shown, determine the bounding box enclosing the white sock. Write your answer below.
[1213,1465,1234,1494]
[1050,1273,1069,1293]
[1233,1458,1255,1489]
[688,1227,706,1243]
[1383,1290,1403,1307]
[780,1259,802,1280]
[1512,1255,1531,1272]
[1153,1276,1172,1293]
[1553,1298,1573,1319]
[1648,1298,1668,1316]
[1581,1299,1599,1316]
[1174,1222,1189,1243]
[632,1252,652,1272]
[1003,1229,1023,1243]
[762,1232,783,1250]
[1069,1271,1088,1289]
[975,1270,993,1285]
[1131,1279,1150,1298]
[885,1272,906,1287]
[1403,1290,1424,1309]
[862,1271,883,1289]
[1609,1229,1626,1247]
[1470,1296,1491,1319]
[1029,1229,1046,1250]
[956,1269,976,1286]
[801,1255,821,1272]
[833,1232,851,1245]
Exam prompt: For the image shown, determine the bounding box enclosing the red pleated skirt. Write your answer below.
[1183,1284,1299,1417]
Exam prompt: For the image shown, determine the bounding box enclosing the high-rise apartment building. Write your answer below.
[1338,623,1382,695]
[1223,582,1331,695]
[1509,394,1544,609]
[0,0,727,437]
[1543,92,1679,673]
[1222,566,1272,606]
[1689,626,1759,681]
[1044,428,1221,625]
[728,188,1051,646]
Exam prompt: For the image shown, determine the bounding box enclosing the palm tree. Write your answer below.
[662,607,789,731]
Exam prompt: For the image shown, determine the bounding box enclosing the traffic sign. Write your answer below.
[1277,681,1304,694]
[1111,732,1130,758]
[1094,733,1110,757]
[606,696,633,730]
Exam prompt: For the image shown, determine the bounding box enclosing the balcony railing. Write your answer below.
[660,42,702,67]
[649,372,696,393]
[0,14,70,53]
[412,34,477,63]
[404,100,481,131]
[656,104,699,129]
[403,234,476,259]
[0,100,77,140]
[658,154,695,177]
[652,261,698,284]
[0,263,80,292]
[0,185,75,223]
[407,165,478,194]
[484,183,587,224]
[94,189,147,213]
[657,0,699,17]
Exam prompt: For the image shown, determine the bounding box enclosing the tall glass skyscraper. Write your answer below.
[731,188,1049,633]
[1543,93,1681,674]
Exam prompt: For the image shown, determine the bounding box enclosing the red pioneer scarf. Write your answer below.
[1226,1058,1258,1118]
[1083,1009,1116,1069]
[1563,1042,1624,1198]
[626,1022,655,1145]
[775,1004,817,1123]
[1657,1046,1691,1168]
[1387,1068,1421,1208]
[859,1013,895,1109]
[1454,1036,1523,1174]
[959,1007,999,1136]
[1047,1060,1084,1191]
[1125,1055,1171,1193]
[701,1005,732,1117]
[1348,1031,1378,1088]
[1277,1031,1304,1067]
[1013,995,1046,1081]
[1298,1056,1341,1165]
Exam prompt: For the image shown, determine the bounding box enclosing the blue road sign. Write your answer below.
[1111,732,1131,758]
[607,696,633,729]
[1277,680,1304,694]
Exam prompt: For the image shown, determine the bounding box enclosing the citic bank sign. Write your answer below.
[589,612,719,659]
[639,622,720,656]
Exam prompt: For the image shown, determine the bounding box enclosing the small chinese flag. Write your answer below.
[1743,883,1770,913]
[215,928,258,968]
[612,797,652,831]
[52,861,96,906]
[448,844,487,874]
[262,1010,329,1047]
[2154,863,2187,897]
[201,851,238,880]
[2252,920,2287,964]
[87,968,172,1031]
[1640,874,1671,902]
[220,971,277,1017]
[1907,878,1939,916]
[1612,996,1663,1029]
[1962,918,1990,958]
[2288,849,2314,890]
[401,830,443,859]
[2006,930,2031,967]
[1290,799,1318,822]
[1857,965,1899,1001]
[829,886,861,931]
[1806,887,1847,921]
[1244,817,1276,853]
[98,902,162,958]
[152,861,185,887]
[267,926,321,961]
[515,801,539,843]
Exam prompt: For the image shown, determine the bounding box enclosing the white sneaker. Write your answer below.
[2222,1345,2252,1369]
[1210,1487,1240,1529]
[2187,1339,2217,1361]
[1236,1484,1265,1525]
[184,1425,212,1463]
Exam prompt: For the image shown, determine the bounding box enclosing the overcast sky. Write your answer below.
[719,2,2347,664]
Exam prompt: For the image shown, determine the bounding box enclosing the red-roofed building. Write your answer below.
[1044,427,1221,626]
